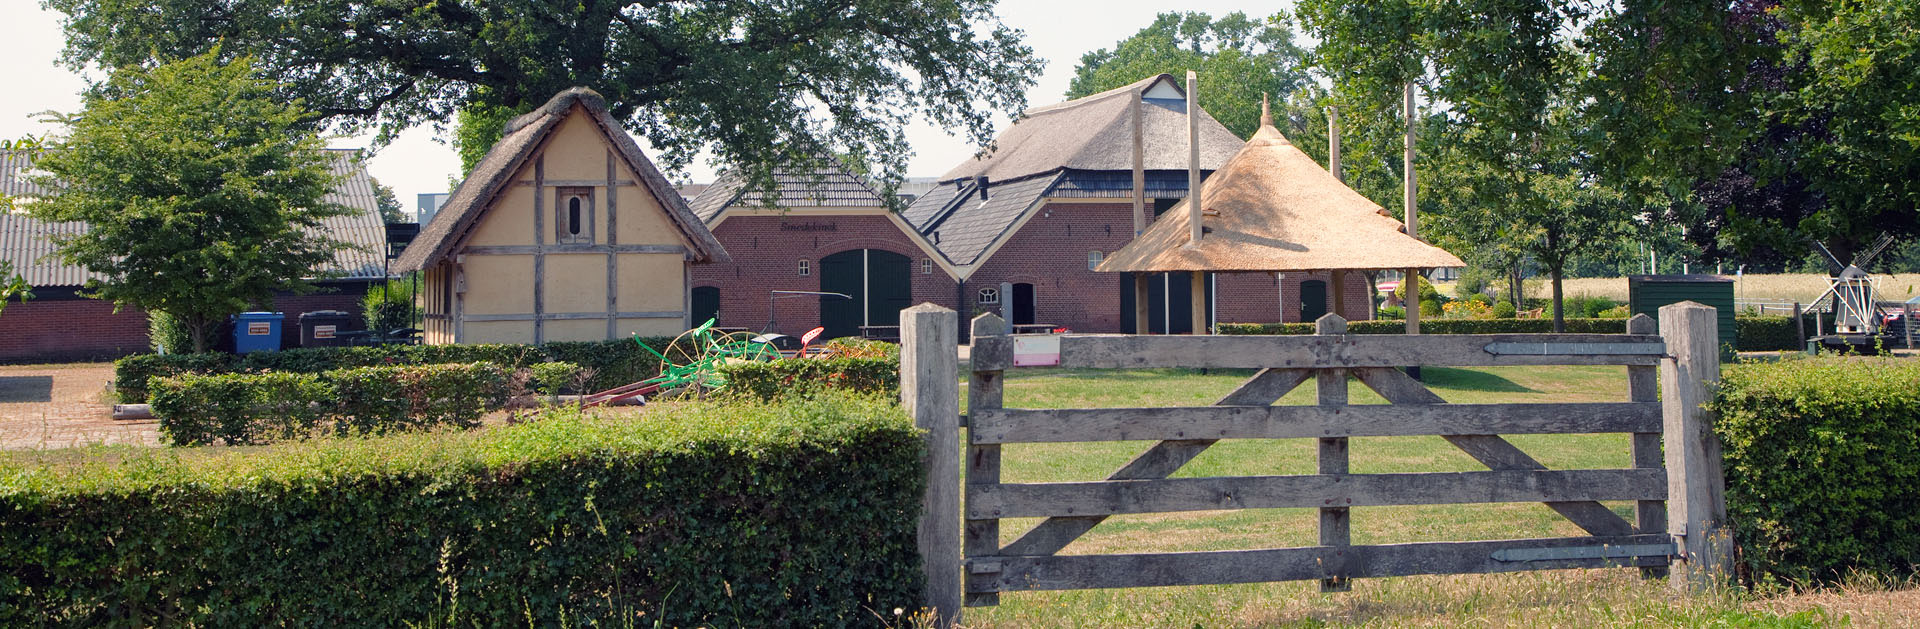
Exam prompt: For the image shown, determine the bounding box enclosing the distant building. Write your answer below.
[416,192,451,224]
[0,149,391,361]
[394,87,727,344]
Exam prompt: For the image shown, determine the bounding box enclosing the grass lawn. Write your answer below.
[947,365,1904,628]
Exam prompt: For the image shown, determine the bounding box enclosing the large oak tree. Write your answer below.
[46,0,1044,189]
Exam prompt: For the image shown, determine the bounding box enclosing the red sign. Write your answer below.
[801,327,825,345]
[247,322,272,336]
[314,325,336,340]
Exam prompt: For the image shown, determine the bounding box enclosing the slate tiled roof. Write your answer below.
[1050,170,1207,199]
[903,172,1064,267]
[940,74,1242,184]
[688,159,887,223]
[0,149,388,286]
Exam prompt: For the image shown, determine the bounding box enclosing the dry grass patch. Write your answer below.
[1527,273,1920,303]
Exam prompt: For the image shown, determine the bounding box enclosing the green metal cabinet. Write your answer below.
[1628,275,1737,352]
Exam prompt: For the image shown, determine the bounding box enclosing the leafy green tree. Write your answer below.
[1067,12,1310,138]
[29,53,349,352]
[47,0,1043,190]
[0,261,30,316]
[1295,0,1638,331]
[370,178,405,224]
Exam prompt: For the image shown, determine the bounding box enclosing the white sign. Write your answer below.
[247,322,272,336]
[1013,334,1062,367]
[314,325,336,340]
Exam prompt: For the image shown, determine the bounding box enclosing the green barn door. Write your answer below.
[690,286,720,328]
[1299,279,1328,322]
[866,250,912,330]
[819,251,865,338]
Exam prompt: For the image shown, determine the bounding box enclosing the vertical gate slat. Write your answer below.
[966,314,1010,607]
[902,305,961,626]
[1625,314,1669,578]
[1314,314,1351,591]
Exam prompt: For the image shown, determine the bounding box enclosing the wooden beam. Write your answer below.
[973,534,1671,593]
[1054,334,1665,369]
[1191,271,1207,334]
[1660,301,1733,591]
[1134,274,1151,335]
[606,149,620,339]
[967,402,1660,444]
[994,368,1311,558]
[513,178,637,187]
[1315,313,1351,590]
[1626,314,1669,578]
[461,244,687,255]
[1354,367,1637,537]
[902,304,961,627]
[967,469,1668,519]
[965,314,1009,607]
[533,156,546,344]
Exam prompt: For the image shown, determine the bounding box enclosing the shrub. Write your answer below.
[1217,318,1631,335]
[1712,357,1920,585]
[360,276,417,334]
[0,394,924,627]
[721,356,901,401]
[527,361,584,396]
[329,363,512,436]
[147,310,193,354]
[1737,315,1804,351]
[1393,275,1440,303]
[1377,305,1405,320]
[149,372,332,446]
[821,337,901,359]
[114,338,689,403]
[1492,301,1517,319]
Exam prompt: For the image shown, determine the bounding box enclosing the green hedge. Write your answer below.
[149,363,513,446]
[720,356,900,401]
[0,394,924,627]
[115,338,690,403]
[1735,315,1805,352]
[1217,318,1631,335]
[1712,357,1920,585]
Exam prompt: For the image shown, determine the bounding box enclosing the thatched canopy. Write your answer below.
[1097,122,1462,273]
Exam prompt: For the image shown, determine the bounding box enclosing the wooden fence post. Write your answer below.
[902,304,961,626]
[1658,301,1734,592]
[1314,313,1351,591]
[966,313,1012,607]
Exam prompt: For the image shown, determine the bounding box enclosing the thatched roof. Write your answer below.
[939,74,1242,184]
[395,87,726,272]
[1097,123,1463,273]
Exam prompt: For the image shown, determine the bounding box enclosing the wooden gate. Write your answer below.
[899,302,1733,626]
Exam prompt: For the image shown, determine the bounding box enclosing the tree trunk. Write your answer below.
[1508,266,1524,307]
[1550,265,1566,333]
[1364,271,1379,319]
[186,315,214,354]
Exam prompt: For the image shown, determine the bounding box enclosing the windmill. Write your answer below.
[1808,233,1896,351]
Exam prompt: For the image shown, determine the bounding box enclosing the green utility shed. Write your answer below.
[1628,274,1736,352]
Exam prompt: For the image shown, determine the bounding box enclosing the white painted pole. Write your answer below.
[1328,106,1342,182]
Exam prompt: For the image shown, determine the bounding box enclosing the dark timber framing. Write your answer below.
[906,307,1731,626]
[532,156,546,344]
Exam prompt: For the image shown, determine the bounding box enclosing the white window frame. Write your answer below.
[1087,250,1104,271]
[922,258,933,274]
[798,259,810,276]
[977,287,1000,305]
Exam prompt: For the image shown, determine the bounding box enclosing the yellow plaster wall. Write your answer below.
[617,254,688,311]
[464,321,533,345]
[543,319,607,342]
[615,178,684,247]
[544,253,609,313]
[543,110,610,181]
[618,318,688,337]
[465,185,537,247]
[460,254,533,314]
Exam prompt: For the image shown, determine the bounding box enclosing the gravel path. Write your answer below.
[0,362,158,450]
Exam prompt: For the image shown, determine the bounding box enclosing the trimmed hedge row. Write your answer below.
[115,338,691,403]
[149,363,517,445]
[1735,315,1803,352]
[721,356,901,401]
[0,394,924,627]
[1712,357,1920,585]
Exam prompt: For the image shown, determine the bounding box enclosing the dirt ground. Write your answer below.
[0,362,158,450]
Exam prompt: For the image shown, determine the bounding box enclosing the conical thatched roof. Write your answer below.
[1097,123,1463,273]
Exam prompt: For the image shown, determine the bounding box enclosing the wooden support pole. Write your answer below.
[1134,274,1151,335]
[1659,302,1733,592]
[1187,71,1202,248]
[1328,106,1342,182]
[1626,314,1669,579]
[902,304,961,626]
[1405,268,1422,336]
[966,314,1011,607]
[1332,270,1348,320]
[1315,313,1351,591]
[1793,302,1805,346]
[1907,303,1915,349]
[1132,89,1146,237]
[1191,271,1207,335]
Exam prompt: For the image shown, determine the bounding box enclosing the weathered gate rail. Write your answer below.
[900,302,1732,626]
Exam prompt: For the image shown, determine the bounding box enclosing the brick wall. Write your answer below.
[690,214,957,337]
[0,283,373,363]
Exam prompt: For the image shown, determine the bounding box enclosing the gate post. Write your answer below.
[1658,301,1734,592]
[901,304,961,626]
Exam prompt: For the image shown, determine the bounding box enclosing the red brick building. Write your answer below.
[0,149,391,362]
[684,74,1374,341]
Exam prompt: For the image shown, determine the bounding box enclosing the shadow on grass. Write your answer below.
[1420,367,1536,394]
[1002,367,1261,381]
[0,376,54,403]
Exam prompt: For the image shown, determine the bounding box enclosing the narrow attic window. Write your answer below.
[556,187,593,244]
[922,258,933,274]
[1087,251,1104,271]
[798,259,810,276]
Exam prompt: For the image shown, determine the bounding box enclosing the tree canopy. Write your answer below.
[47,0,1043,188]
[1066,12,1310,139]
[28,52,350,352]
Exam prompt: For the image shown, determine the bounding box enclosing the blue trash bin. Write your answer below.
[233,312,285,353]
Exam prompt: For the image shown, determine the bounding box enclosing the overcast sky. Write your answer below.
[0,1,1297,204]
